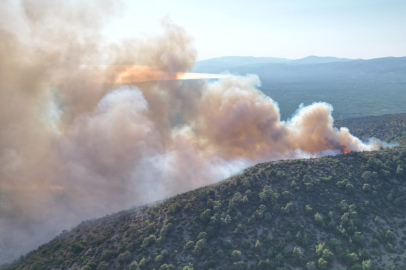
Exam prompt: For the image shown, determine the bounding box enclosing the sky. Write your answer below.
[103,0,406,60]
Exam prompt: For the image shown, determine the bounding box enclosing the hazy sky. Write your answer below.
[104,0,406,60]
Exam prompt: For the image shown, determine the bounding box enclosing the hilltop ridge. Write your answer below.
[3,113,406,270]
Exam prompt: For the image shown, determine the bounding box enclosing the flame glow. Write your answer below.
[103,65,227,83]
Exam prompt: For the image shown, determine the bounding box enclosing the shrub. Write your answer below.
[255,240,261,250]
[182,263,194,270]
[160,223,174,237]
[97,261,109,270]
[101,250,115,261]
[315,213,324,226]
[232,192,242,204]
[233,261,244,270]
[321,249,334,262]
[396,165,404,176]
[318,258,328,270]
[193,239,206,256]
[362,259,373,270]
[347,252,359,263]
[72,242,84,254]
[216,249,224,257]
[315,243,325,255]
[282,202,294,214]
[385,230,395,242]
[142,235,156,247]
[231,250,242,262]
[30,261,45,270]
[363,184,371,192]
[118,251,132,264]
[185,241,194,249]
[128,261,140,270]
[345,183,354,193]
[292,247,304,265]
[306,261,316,270]
[362,171,373,181]
[234,224,244,235]
[159,264,174,270]
[264,212,272,221]
[168,202,181,214]
[155,254,164,263]
[200,209,211,222]
[259,185,273,202]
[197,232,207,240]
[139,257,147,267]
[353,232,366,245]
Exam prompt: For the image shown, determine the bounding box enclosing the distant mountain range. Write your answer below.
[193,55,354,74]
[193,56,406,120]
[194,56,406,81]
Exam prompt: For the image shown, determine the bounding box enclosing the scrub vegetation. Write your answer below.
[3,113,406,270]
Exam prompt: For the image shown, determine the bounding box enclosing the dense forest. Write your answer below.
[3,113,406,270]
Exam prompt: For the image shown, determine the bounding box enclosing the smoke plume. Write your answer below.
[0,0,386,262]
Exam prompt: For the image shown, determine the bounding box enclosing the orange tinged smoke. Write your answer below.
[103,65,226,83]
[0,0,389,263]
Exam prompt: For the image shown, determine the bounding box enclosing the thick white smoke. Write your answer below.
[0,0,387,263]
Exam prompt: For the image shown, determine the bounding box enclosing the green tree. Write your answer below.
[155,254,164,263]
[315,243,325,256]
[185,241,194,249]
[231,250,242,262]
[385,230,395,243]
[255,240,262,250]
[305,205,313,215]
[72,242,84,254]
[233,261,244,270]
[259,185,273,202]
[159,264,173,270]
[396,165,404,176]
[347,252,359,263]
[182,263,194,270]
[142,235,156,247]
[200,209,211,222]
[363,184,371,192]
[321,249,334,262]
[353,232,366,245]
[193,239,206,256]
[128,261,140,270]
[362,259,373,270]
[118,251,132,264]
[315,213,324,226]
[97,261,109,270]
[292,247,304,265]
[306,261,316,270]
[234,224,244,235]
[318,258,328,270]
[197,232,207,240]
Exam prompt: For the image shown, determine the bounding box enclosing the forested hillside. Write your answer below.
[4,114,406,270]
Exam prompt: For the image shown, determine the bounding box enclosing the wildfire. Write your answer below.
[102,65,227,84]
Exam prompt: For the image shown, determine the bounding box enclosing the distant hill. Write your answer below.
[288,56,353,65]
[195,56,406,120]
[335,113,406,146]
[193,55,353,74]
[3,113,406,270]
[194,56,290,74]
[224,57,406,83]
